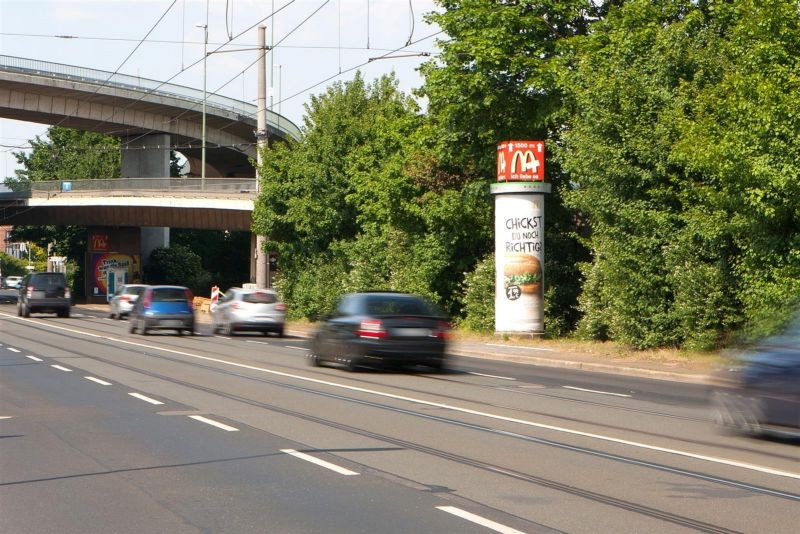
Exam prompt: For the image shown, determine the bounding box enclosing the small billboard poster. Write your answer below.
[496,140,545,182]
[493,191,545,333]
[90,253,140,297]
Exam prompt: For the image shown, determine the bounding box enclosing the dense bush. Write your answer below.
[458,253,495,332]
[143,245,211,296]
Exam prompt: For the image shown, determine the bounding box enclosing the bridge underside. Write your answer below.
[2,205,252,231]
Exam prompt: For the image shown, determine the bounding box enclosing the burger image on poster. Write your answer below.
[504,253,542,297]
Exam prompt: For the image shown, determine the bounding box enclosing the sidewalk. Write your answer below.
[78,304,713,385]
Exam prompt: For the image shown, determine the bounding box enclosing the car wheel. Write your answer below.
[139,318,149,335]
[223,321,234,336]
[57,308,70,318]
[187,326,195,336]
[308,351,322,367]
[17,302,22,317]
[275,327,284,338]
[23,305,30,318]
[343,356,358,372]
[129,318,137,334]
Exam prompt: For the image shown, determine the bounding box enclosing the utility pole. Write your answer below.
[255,25,269,289]
[199,20,208,190]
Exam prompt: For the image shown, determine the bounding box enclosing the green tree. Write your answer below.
[143,245,211,295]
[417,0,599,333]
[253,73,491,319]
[9,127,120,298]
[560,0,800,348]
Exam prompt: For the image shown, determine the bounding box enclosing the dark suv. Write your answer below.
[18,272,72,318]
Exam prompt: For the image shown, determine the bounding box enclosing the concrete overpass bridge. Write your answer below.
[0,55,299,295]
[0,54,300,177]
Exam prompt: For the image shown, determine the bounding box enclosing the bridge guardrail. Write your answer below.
[0,55,301,140]
[0,178,259,197]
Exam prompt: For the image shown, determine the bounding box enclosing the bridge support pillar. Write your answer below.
[121,133,171,264]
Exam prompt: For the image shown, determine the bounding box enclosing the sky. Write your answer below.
[0,0,442,178]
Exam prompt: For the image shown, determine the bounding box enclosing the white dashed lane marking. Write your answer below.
[85,376,112,386]
[281,449,359,476]
[562,385,632,398]
[51,365,72,372]
[436,506,525,534]
[26,355,43,362]
[7,347,20,353]
[128,393,164,405]
[468,372,516,381]
[188,415,238,432]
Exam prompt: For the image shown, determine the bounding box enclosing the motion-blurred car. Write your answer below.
[710,318,800,437]
[128,285,195,335]
[17,272,71,318]
[211,287,286,336]
[4,275,23,289]
[108,284,147,319]
[308,292,450,371]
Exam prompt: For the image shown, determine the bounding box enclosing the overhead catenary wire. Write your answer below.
[1,0,179,156]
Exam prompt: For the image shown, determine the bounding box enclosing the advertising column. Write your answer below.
[492,141,550,334]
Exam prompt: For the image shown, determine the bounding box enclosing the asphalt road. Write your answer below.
[1,296,798,533]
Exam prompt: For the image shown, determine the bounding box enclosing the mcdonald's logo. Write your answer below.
[91,233,109,252]
[496,140,545,182]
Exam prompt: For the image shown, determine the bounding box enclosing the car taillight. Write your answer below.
[433,321,451,340]
[357,319,388,339]
[120,295,130,302]
[142,291,152,309]
[231,302,241,310]
[275,303,287,312]
[184,288,194,302]
[26,287,33,298]
[64,287,71,299]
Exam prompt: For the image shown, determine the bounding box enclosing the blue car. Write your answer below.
[128,285,195,336]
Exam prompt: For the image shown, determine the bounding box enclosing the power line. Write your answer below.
[1,1,179,156]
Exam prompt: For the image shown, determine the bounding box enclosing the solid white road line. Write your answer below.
[188,415,239,432]
[468,372,517,381]
[436,506,525,534]
[4,312,798,481]
[51,365,72,372]
[128,392,164,405]
[280,449,359,476]
[486,343,554,352]
[85,376,112,386]
[26,355,43,362]
[0,416,13,420]
[7,347,20,352]
[562,385,632,398]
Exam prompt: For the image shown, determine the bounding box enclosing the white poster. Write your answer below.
[494,193,545,333]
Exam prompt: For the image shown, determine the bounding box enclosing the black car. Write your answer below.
[308,292,450,371]
[710,319,800,437]
[17,272,71,318]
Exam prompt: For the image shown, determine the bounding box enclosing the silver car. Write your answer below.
[211,287,286,336]
[109,284,148,319]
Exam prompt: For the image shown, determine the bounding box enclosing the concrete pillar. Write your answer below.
[121,134,171,263]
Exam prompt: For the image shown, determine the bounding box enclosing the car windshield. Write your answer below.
[126,286,146,296]
[33,274,65,289]
[364,295,439,316]
[242,291,278,304]
[151,288,188,302]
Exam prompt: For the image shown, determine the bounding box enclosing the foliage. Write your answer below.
[0,252,34,277]
[253,73,490,319]
[8,127,119,298]
[417,0,593,332]
[560,0,800,348]
[143,245,211,296]
[458,252,495,332]
[171,229,251,293]
[12,126,120,183]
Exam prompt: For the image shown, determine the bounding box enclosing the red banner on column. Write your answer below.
[497,141,545,182]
